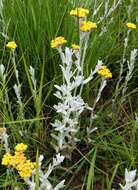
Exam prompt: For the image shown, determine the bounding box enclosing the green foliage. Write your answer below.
[0,0,138,189]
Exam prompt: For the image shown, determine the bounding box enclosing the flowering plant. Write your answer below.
[51,7,112,152]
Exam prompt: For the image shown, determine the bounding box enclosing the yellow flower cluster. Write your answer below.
[51,8,97,49]
[97,66,112,78]
[2,143,35,179]
[1,152,12,165]
[126,22,136,30]
[70,8,89,18]
[51,36,67,48]
[80,21,97,32]
[6,41,17,49]
[15,143,28,152]
[71,44,80,50]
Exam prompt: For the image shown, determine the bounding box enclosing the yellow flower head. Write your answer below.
[6,41,17,49]
[13,151,26,165]
[97,66,112,78]
[10,154,25,167]
[80,21,97,32]
[51,36,67,48]
[71,44,80,50]
[70,8,89,18]
[126,22,136,30]
[17,160,35,178]
[1,152,13,166]
[2,143,35,179]
[15,143,28,152]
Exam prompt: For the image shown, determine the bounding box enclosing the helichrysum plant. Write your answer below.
[1,2,136,189]
[2,143,35,178]
[115,22,137,102]
[121,48,137,99]
[51,7,112,153]
[6,41,24,119]
[1,139,65,190]
[24,153,65,190]
[119,169,138,190]
[29,65,37,99]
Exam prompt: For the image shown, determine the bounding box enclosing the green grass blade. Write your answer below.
[35,149,39,190]
[86,148,97,190]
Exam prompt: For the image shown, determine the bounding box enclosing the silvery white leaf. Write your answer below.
[60,65,72,85]
[54,103,69,115]
[55,153,64,164]
[39,155,44,167]
[14,83,22,102]
[93,2,103,16]
[64,47,73,65]
[51,134,59,141]
[74,60,81,71]
[130,49,137,64]
[59,136,64,149]
[54,91,62,99]
[44,163,53,179]
[54,85,62,91]
[44,179,53,190]
[15,69,19,79]
[54,180,65,190]
[54,125,66,131]
[125,169,136,183]
[74,51,80,60]
[57,47,66,64]
[0,64,5,76]
[51,120,64,130]
[29,66,35,76]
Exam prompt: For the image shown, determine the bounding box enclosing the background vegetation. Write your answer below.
[0,0,138,189]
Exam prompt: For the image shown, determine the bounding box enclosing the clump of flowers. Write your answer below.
[115,23,137,102]
[51,36,67,48]
[50,7,110,153]
[80,21,97,32]
[97,65,112,78]
[126,22,136,30]
[1,133,65,190]
[6,41,17,49]
[70,7,89,18]
[2,143,35,179]
[71,44,80,50]
[15,143,28,152]
[5,41,24,119]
